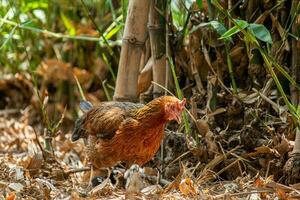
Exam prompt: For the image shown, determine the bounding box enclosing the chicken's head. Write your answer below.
[164,97,186,123]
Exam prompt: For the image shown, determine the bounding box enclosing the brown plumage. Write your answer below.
[72,96,186,178]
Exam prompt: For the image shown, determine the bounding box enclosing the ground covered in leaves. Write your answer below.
[1,1,300,198]
[0,74,300,200]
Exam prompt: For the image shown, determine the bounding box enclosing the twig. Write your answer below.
[212,189,274,199]
[33,128,45,160]
[73,73,87,101]
[163,151,191,172]
[0,109,19,116]
[252,88,280,113]
[0,18,121,46]
[65,167,91,175]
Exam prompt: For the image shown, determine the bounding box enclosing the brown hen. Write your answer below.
[72,96,186,182]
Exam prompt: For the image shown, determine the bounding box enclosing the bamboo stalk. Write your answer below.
[148,0,167,98]
[113,0,151,102]
[287,1,300,183]
[290,0,300,105]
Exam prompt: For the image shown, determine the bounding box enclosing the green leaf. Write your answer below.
[196,21,227,35]
[0,9,11,29]
[60,12,76,36]
[248,24,272,44]
[197,0,203,9]
[219,19,248,40]
[0,25,17,50]
[193,20,232,42]
[104,25,121,40]
[21,1,48,12]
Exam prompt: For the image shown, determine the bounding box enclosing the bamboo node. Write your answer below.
[147,24,161,30]
[122,37,145,46]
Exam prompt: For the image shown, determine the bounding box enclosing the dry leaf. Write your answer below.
[195,119,209,137]
[254,177,265,187]
[37,59,71,81]
[274,136,290,155]
[8,183,24,192]
[138,59,153,94]
[5,192,16,200]
[276,188,288,200]
[246,146,281,158]
[179,178,197,196]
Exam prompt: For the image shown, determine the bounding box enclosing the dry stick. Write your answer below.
[73,74,86,101]
[265,160,271,179]
[65,167,91,175]
[0,109,19,116]
[33,128,45,160]
[198,146,241,181]
[215,158,242,177]
[212,189,274,199]
[191,161,202,177]
[230,152,259,174]
[237,159,244,177]
[256,78,273,107]
[163,151,191,173]
[252,88,280,113]
[201,41,232,95]
[267,181,300,196]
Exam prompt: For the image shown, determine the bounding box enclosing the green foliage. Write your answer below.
[248,24,272,44]
[168,57,190,134]
[196,0,202,9]
[0,0,124,73]
[171,0,193,29]
[60,12,76,36]
[212,0,300,122]
[196,20,227,35]
[219,19,249,40]
[219,19,272,44]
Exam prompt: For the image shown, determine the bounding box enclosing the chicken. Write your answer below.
[72,96,186,182]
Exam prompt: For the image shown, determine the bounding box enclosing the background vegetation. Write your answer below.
[1,0,300,199]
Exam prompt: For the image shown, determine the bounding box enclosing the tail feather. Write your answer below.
[71,117,86,142]
[80,100,93,113]
[72,100,92,142]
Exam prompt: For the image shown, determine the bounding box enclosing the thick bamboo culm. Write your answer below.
[148,0,167,98]
[290,0,300,105]
[113,0,151,102]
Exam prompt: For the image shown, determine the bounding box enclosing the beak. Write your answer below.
[180,98,186,107]
[175,98,186,124]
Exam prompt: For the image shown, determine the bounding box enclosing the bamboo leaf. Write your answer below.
[194,21,230,41]
[219,19,248,40]
[104,25,121,40]
[0,25,17,50]
[60,12,76,36]
[168,57,190,134]
[248,23,272,44]
[0,9,11,29]
[21,1,48,12]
